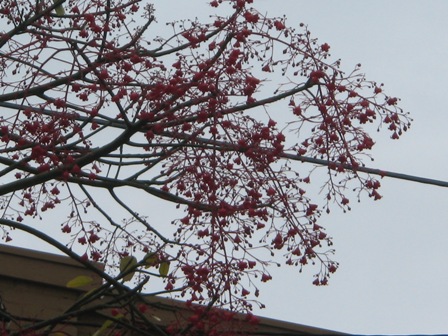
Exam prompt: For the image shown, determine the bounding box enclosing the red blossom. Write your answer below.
[321,43,330,52]
[241,288,250,296]
[274,20,286,30]
[261,273,272,282]
[62,224,71,233]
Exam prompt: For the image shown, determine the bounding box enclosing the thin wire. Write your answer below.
[282,152,448,188]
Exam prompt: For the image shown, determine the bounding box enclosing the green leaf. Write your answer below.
[159,261,170,277]
[142,252,158,268]
[53,0,65,16]
[92,319,114,336]
[120,256,137,282]
[66,275,93,288]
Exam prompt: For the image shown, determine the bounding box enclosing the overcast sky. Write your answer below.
[151,1,448,334]
[7,1,448,335]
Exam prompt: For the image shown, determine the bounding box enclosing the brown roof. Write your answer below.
[0,244,347,335]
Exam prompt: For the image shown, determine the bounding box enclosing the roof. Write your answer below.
[0,244,347,335]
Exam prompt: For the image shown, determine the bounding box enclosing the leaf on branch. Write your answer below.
[142,252,158,268]
[66,275,94,288]
[52,0,65,16]
[92,319,114,336]
[159,261,170,277]
[119,255,137,282]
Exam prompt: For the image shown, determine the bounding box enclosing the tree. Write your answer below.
[0,0,411,334]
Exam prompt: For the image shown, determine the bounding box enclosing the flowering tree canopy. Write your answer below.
[0,0,411,334]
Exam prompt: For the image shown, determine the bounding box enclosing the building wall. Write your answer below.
[0,244,103,335]
[0,244,345,335]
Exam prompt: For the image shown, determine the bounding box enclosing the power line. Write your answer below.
[283,153,448,188]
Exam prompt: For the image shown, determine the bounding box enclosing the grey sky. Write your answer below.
[152,1,448,334]
[248,1,448,334]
